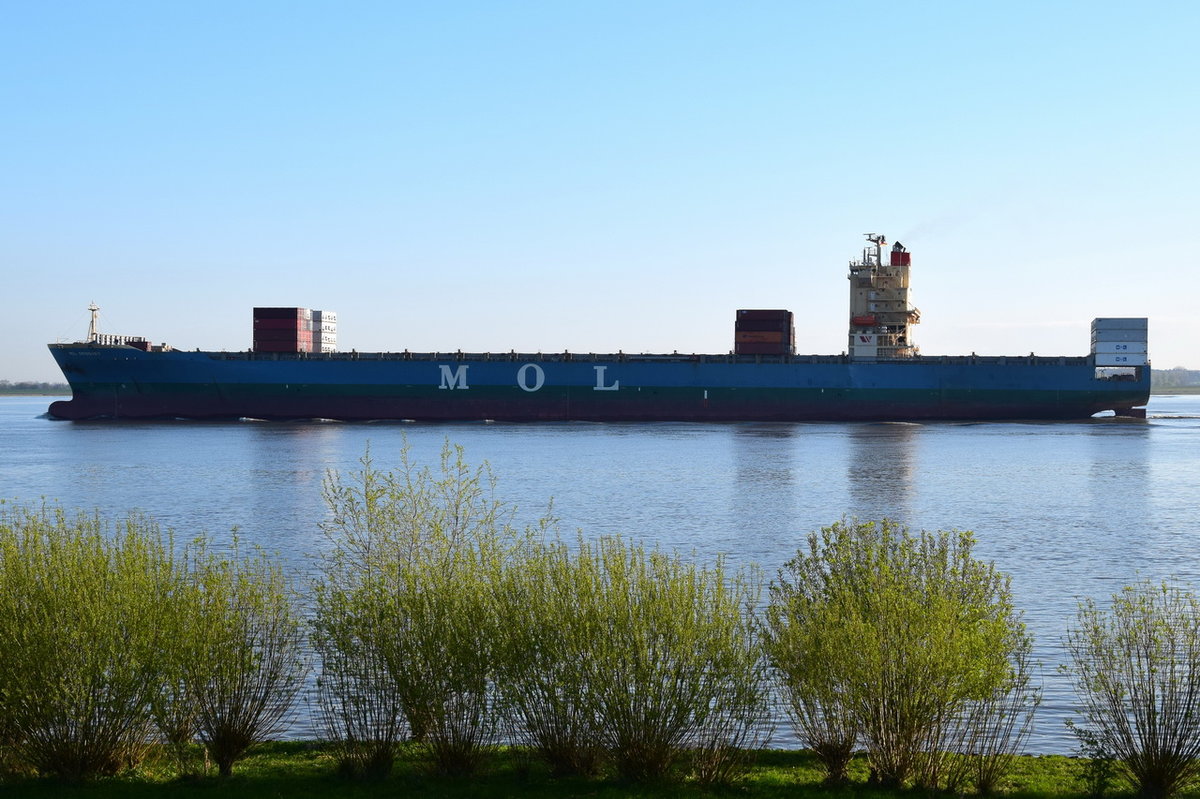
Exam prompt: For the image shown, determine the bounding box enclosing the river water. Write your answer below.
[3,394,1199,753]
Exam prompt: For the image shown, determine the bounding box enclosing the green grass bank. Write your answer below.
[2,743,1106,799]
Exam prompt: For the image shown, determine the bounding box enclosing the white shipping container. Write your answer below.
[1093,341,1148,354]
[1095,353,1148,366]
[312,307,338,353]
[1091,317,1148,331]
[1091,329,1149,343]
[312,310,337,329]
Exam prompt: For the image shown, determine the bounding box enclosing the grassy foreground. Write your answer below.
[3,743,1107,799]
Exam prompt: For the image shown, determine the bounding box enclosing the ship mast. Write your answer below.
[87,302,100,344]
[847,233,920,360]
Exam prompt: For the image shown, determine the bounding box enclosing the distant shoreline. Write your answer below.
[0,386,68,395]
[0,388,68,396]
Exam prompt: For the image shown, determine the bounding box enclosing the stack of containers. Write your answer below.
[312,310,338,353]
[1091,318,1148,366]
[735,310,795,355]
[253,307,313,353]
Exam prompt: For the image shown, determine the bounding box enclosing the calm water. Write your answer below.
[3,394,1200,753]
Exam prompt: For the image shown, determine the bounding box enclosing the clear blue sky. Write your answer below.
[3,1,1196,382]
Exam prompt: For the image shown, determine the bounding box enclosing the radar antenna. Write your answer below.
[862,233,887,266]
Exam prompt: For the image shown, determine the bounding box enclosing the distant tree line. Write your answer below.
[1152,368,1200,388]
[0,380,69,394]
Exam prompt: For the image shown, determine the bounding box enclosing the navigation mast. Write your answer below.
[87,302,100,344]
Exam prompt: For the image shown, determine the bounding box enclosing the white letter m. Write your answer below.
[438,364,469,390]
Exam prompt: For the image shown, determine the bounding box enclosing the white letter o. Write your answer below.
[517,363,545,392]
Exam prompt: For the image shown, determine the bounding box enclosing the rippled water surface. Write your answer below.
[4,394,1199,753]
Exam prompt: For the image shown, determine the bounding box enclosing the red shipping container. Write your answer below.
[735,342,791,355]
[736,316,792,331]
[253,307,307,320]
[253,332,305,342]
[254,318,305,330]
[737,309,792,321]
[254,341,312,354]
[736,331,784,343]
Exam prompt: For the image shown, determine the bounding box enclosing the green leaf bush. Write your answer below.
[315,442,538,777]
[0,504,307,781]
[495,536,770,783]
[177,539,308,778]
[0,505,177,780]
[765,519,1037,790]
[1066,580,1200,799]
[315,442,770,783]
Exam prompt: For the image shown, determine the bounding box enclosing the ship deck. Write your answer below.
[206,350,1100,367]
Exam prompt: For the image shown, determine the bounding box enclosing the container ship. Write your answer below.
[46,235,1150,422]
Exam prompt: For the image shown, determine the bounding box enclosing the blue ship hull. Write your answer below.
[46,345,1151,422]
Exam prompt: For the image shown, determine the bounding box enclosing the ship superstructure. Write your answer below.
[848,234,920,360]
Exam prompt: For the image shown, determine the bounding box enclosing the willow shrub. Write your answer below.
[178,540,308,778]
[766,519,1034,790]
[1066,580,1200,799]
[492,540,606,777]
[762,578,859,785]
[311,590,405,780]
[375,542,507,776]
[947,641,1039,795]
[497,536,771,784]
[0,504,179,780]
[589,538,770,782]
[316,441,544,777]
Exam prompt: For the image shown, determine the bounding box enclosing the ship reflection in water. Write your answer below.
[847,422,919,521]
